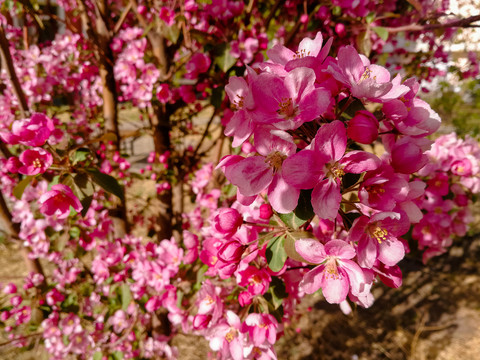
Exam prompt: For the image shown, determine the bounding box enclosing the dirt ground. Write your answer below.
[274,232,480,360]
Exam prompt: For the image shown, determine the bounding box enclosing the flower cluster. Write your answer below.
[218,32,440,309]
[413,133,480,262]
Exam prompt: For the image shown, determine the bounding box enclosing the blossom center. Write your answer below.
[371,226,388,243]
[293,48,310,59]
[326,162,345,179]
[365,183,385,194]
[249,274,262,285]
[225,328,237,343]
[324,258,340,280]
[204,295,215,305]
[233,94,244,109]
[33,158,43,168]
[265,151,286,173]
[277,97,296,118]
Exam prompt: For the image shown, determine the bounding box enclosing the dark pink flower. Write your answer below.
[283,120,380,220]
[39,184,83,219]
[18,148,53,175]
[328,46,409,102]
[0,113,55,146]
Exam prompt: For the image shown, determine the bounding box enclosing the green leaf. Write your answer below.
[69,226,81,239]
[121,283,132,311]
[332,6,341,16]
[13,176,33,200]
[284,231,313,263]
[80,195,93,217]
[373,26,389,41]
[366,12,375,24]
[277,212,305,230]
[264,277,287,310]
[93,352,103,360]
[214,43,236,73]
[356,31,372,57]
[72,148,90,164]
[74,173,95,198]
[87,169,125,202]
[265,236,287,272]
[110,351,124,360]
[164,24,180,44]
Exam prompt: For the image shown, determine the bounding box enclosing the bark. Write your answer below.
[77,0,129,235]
[0,24,29,118]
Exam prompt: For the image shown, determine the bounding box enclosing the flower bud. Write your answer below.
[3,283,17,294]
[347,110,379,144]
[193,314,211,330]
[259,204,273,219]
[218,240,245,263]
[214,208,243,236]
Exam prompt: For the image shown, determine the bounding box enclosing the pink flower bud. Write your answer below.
[10,296,22,307]
[335,23,346,38]
[214,208,243,236]
[238,291,253,307]
[391,142,427,174]
[259,204,273,219]
[193,314,211,330]
[5,157,21,173]
[347,110,379,144]
[137,5,147,16]
[218,240,245,263]
[3,283,17,294]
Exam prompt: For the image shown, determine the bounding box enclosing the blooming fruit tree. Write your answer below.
[0,1,479,359]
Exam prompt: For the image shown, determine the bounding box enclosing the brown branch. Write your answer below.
[113,1,132,34]
[0,24,29,118]
[264,0,283,31]
[192,106,217,159]
[386,14,480,33]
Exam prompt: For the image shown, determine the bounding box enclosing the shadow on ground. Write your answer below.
[276,233,480,360]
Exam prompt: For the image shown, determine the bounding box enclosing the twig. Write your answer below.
[113,2,132,34]
[0,25,29,118]
[386,14,480,33]
[192,106,217,158]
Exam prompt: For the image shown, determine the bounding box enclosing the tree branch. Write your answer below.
[386,14,480,33]
[0,24,29,118]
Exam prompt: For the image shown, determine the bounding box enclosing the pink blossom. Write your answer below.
[349,212,410,268]
[208,311,245,360]
[221,129,300,213]
[295,239,367,304]
[283,120,380,220]
[17,148,53,176]
[38,184,83,219]
[242,313,277,347]
[328,46,409,102]
[0,113,55,146]
[250,67,331,130]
